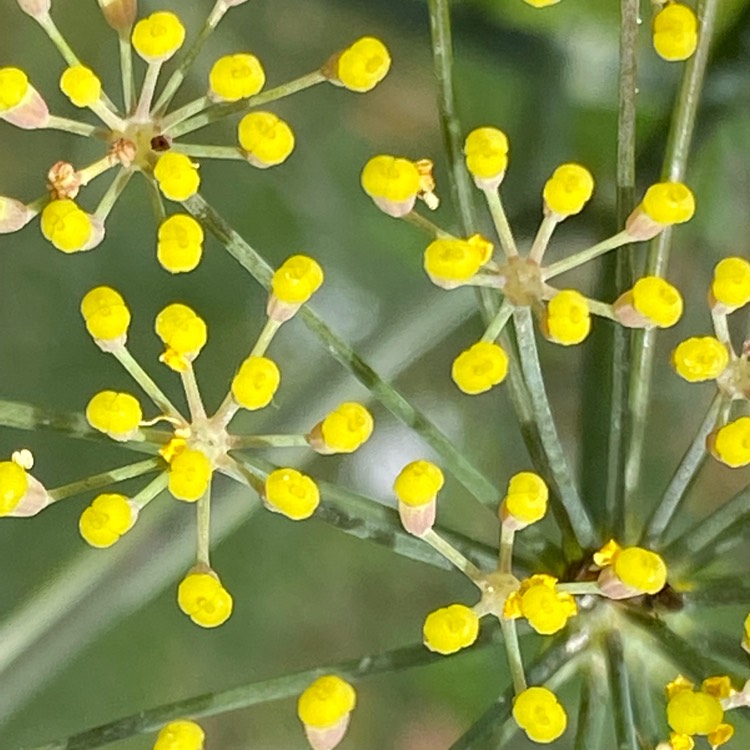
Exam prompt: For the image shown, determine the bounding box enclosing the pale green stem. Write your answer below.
[196,484,211,567]
[513,308,595,551]
[712,310,731,346]
[185,193,500,509]
[166,72,326,139]
[420,528,486,586]
[132,472,169,510]
[210,394,240,430]
[605,631,639,750]
[574,660,608,750]
[500,618,527,695]
[112,345,186,424]
[230,434,309,449]
[481,301,513,343]
[543,230,631,280]
[48,458,162,503]
[557,581,600,596]
[180,364,206,421]
[482,187,518,258]
[402,210,453,238]
[94,168,133,221]
[251,318,282,358]
[118,31,135,114]
[466,275,503,290]
[640,391,724,547]
[25,643,457,750]
[528,215,559,264]
[143,174,166,224]
[25,195,49,217]
[153,0,228,115]
[626,0,719,503]
[427,0,478,235]
[159,96,211,132]
[45,116,104,138]
[90,99,126,132]
[134,62,162,122]
[499,525,514,574]
[584,297,617,322]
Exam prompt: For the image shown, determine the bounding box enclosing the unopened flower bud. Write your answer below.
[361,155,420,218]
[595,541,667,599]
[324,36,391,93]
[0,459,51,518]
[625,182,695,240]
[0,196,35,233]
[613,276,683,329]
[16,0,50,18]
[298,675,356,750]
[393,460,443,536]
[97,0,137,31]
[308,402,374,455]
[0,68,49,129]
[47,161,81,200]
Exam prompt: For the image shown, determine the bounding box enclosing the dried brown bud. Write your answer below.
[97,0,137,31]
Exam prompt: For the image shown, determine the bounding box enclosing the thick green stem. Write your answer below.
[184,194,499,510]
[605,631,638,750]
[625,0,719,503]
[24,643,455,750]
[512,308,595,552]
[426,0,477,237]
[640,392,724,547]
[500,618,526,695]
[574,658,608,750]
[48,458,162,502]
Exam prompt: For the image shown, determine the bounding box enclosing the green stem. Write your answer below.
[625,0,719,502]
[170,143,244,160]
[94,168,132,221]
[574,659,608,750]
[48,458,162,502]
[482,188,519,258]
[557,581,600,596]
[118,31,135,115]
[480,301,513,343]
[251,318,282,358]
[605,631,638,750]
[684,577,750,606]
[498,525,514,574]
[512,308,595,552]
[500,618,526,695]
[184,193,500,510]
[640,391,724,547]
[45,116,104,138]
[528,215,558,264]
[131,473,169,510]
[180,365,206,421]
[153,0,226,115]
[421,529,486,585]
[426,0,477,236]
[166,72,326,138]
[24,643,455,750]
[0,399,159,456]
[196,484,211,567]
[230,434,309,449]
[402,210,453,238]
[542,231,631,280]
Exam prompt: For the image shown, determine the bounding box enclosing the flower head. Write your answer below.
[500,471,549,529]
[264,468,320,520]
[653,3,698,62]
[238,112,295,168]
[81,286,131,344]
[451,341,509,394]
[334,37,391,92]
[512,686,567,743]
[504,574,577,635]
[157,215,204,274]
[132,11,186,62]
[543,290,591,346]
[86,390,143,441]
[152,720,205,750]
[231,356,281,410]
[672,337,729,382]
[316,402,374,454]
[154,153,201,202]
[79,493,138,548]
[177,571,233,628]
[464,127,509,187]
[543,163,595,218]
[209,53,265,102]
[423,603,479,654]
[361,155,421,217]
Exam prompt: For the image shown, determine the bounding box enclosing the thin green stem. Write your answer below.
[118,31,135,114]
[94,168,132,221]
[251,318,282,358]
[574,659,608,750]
[159,97,211,131]
[143,174,166,225]
[583,297,617,321]
[180,365,206,421]
[45,116,104,138]
[542,231,631,280]
[170,143,244,160]
[134,62,162,122]
[230,434,309,450]
[401,210,453,238]
[500,618,526,696]
[131,472,169,510]
[604,631,638,750]
[24,643,455,750]
[711,310,731,345]
[166,72,326,138]
[684,576,750,606]
[640,391,724,546]
[557,581,600,596]
[426,0,478,236]
[421,529,486,585]
[153,0,227,115]
[112,346,186,424]
[625,0,719,501]
[48,458,162,502]
[185,193,500,510]
[498,525,514,574]
[512,308,596,552]
[196,484,211,567]
[528,215,558,264]
[480,301,513,343]
[482,187,518,258]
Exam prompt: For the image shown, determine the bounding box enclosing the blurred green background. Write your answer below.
[1,0,750,747]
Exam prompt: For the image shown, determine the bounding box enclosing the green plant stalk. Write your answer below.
[48,458,162,502]
[605,631,638,750]
[625,0,719,502]
[427,0,477,237]
[23,643,467,750]
[196,485,211,567]
[500,618,527,695]
[685,577,750,606]
[574,658,608,750]
[512,308,596,552]
[184,194,499,510]
[605,0,638,540]
[640,391,724,546]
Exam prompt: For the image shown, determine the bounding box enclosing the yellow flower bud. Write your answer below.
[667,689,724,736]
[264,468,320,520]
[59,66,102,107]
[671,337,729,383]
[613,546,668,595]
[423,238,485,285]
[653,3,698,62]
[543,290,591,346]
[209,53,265,102]
[505,574,577,635]
[642,182,696,225]
[157,214,204,273]
[238,112,295,168]
[334,36,391,92]
[711,257,750,312]
[271,255,324,304]
[542,163,595,217]
[451,341,508,395]
[132,11,186,62]
[316,402,374,453]
[501,471,548,528]
[86,390,142,441]
[168,448,212,502]
[615,276,684,328]
[0,67,29,113]
[393,460,444,506]
[152,720,205,750]
[360,155,420,217]
[712,417,750,468]
[79,493,137,548]
[512,687,567,743]
[423,604,479,655]
[177,571,233,628]
[464,127,509,185]
[231,356,281,410]
[41,199,102,253]
[0,460,29,516]
[81,286,131,343]
[153,153,200,202]
[298,675,357,729]
[155,303,207,370]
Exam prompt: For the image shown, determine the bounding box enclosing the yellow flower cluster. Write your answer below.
[594,539,668,598]
[504,574,577,635]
